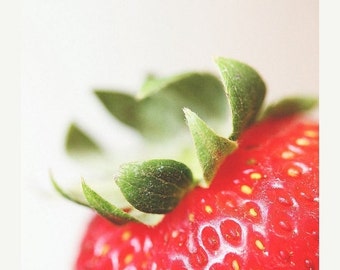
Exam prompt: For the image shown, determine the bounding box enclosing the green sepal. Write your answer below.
[94,72,227,141]
[51,171,164,226]
[65,123,102,158]
[50,172,89,207]
[184,108,238,187]
[82,180,139,225]
[215,57,266,141]
[50,172,135,225]
[115,159,195,214]
[260,96,318,119]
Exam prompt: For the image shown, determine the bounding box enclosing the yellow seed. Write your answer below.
[249,208,258,217]
[255,239,265,250]
[205,205,213,214]
[124,254,133,265]
[241,185,252,195]
[247,158,257,165]
[122,231,132,241]
[188,213,195,222]
[250,172,262,180]
[232,259,240,270]
[99,243,110,256]
[304,130,318,138]
[287,167,300,177]
[281,151,295,159]
[296,137,310,146]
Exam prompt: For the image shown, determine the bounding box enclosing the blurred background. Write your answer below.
[21,1,318,269]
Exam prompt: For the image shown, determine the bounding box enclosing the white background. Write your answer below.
[20,1,321,269]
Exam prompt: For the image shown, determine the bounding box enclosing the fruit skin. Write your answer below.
[75,115,319,270]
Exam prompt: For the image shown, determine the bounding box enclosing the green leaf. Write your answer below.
[184,108,238,186]
[94,72,227,141]
[82,180,139,225]
[115,159,195,214]
[95,92,139,129]
[65,123,102,157]
[261,96,319,119]
[215,57,266,140]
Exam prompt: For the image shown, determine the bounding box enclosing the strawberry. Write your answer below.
[52,58,318,269]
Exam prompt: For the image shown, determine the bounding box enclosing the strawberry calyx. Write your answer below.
[51,57,318,226]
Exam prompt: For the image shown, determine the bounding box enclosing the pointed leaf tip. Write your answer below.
[184,108,238,186]
[81,179,139,225]
[65,123,102,157]
[50,171,89,207]
[215,57,266,140]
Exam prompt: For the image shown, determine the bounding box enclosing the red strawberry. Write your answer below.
[75,215,156,269]
[75,116,318,269]
[155,116,318,269]
[52,58,318,269]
